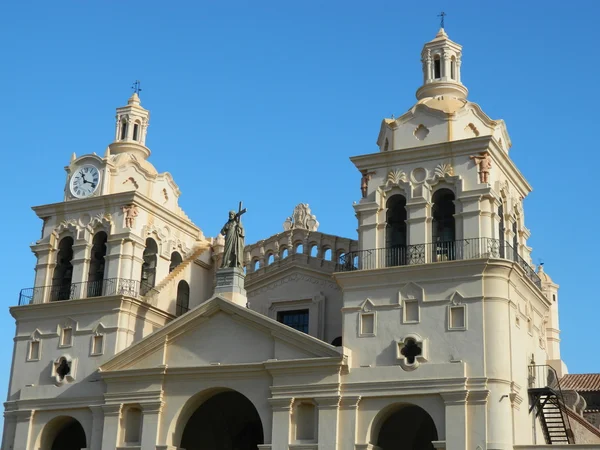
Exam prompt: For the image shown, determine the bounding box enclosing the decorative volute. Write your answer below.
[416,28,468,101]
[109,93,151,159]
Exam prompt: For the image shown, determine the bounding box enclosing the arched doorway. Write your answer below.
[385,194,407,267]
[375,404,438,450]
[41,416,87,450]
[180,390,264,450]
[52,237,74,301]
[140,238,158,295]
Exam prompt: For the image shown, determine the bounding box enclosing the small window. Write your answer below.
[331,336,342,346]
[295,244,304,255]
[28,340,41,361]
[176,280,190,317]
[277,309,309,333]
[281,248,289,259]
[403,300,420,323]
[310,245,318,257]
[324,248,332,261]
[267,254,275,265]
[61,328,73,347]
[253,259,260,271]
[91,335,104,355]
[553,294,556,303]
[434,55,441,78]
[120,121,127,140]
[133,123,139,141]
[360,313,375,336]
[449,305,466,330]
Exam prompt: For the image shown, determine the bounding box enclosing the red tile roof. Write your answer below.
[561,374,600,392]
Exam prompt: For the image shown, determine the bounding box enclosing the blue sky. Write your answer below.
[0,0,598,417]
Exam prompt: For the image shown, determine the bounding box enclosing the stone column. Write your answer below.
[11,410,33,450]
[140,401,163,449]
[269,398,293,450]
[316,396,340,449]
[89,406,105,450]
[131,238,146,285]
[441,392,467,450]
[338,396,361,449]
[100,404,122,450]
[30,242,55,304]
[71,239,90,297]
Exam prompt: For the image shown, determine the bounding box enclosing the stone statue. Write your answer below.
[121,204,138,228]
[470,152,492,184]
[220,203,246,269]
[360,170,376,198]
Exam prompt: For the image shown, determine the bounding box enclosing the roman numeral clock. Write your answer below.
[69,164,100,199]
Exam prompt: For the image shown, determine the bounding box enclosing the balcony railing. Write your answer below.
[337,237,541,288]
[18,278,154,306]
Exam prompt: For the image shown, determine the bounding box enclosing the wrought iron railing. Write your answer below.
[337,237,541,288]
[18,278,154,306]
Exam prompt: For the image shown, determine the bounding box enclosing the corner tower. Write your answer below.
[336,29,566,450]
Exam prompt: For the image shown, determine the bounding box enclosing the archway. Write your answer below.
[374,404,438,450]
[180,390,264,450]
[41,416,87,450]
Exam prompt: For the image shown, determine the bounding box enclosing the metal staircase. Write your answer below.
[528,364,573,444]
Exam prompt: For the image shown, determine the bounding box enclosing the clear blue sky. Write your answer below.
[0,0,598,415]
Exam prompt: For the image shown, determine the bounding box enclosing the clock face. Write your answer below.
[70,165,100,199]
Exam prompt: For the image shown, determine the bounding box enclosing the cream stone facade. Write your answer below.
[3,29,600,450]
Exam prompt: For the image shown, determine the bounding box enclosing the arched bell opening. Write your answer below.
[40,415,87,450]
[169,251,183,273]
[179,389,264,450]
[87,231,107,297]
[432,188,456,262]
[385,194,407,267]
[52,237,74,301]
[372,404,438,450]
[140,238,158,295]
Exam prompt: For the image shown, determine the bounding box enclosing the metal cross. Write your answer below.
[438,11,447,29]
[235,201,247,222]
[131,80,142,94]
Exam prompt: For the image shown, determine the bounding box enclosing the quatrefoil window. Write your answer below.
[400,339,422,364]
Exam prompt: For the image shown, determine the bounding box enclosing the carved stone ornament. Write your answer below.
[434,163,454,178]
[121,204,139,228]
[470,152,492,184]
[386,169,407,186]
[282,204,319,232]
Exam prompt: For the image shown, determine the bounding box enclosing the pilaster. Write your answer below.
[269,397,293,450]
[12,409,34,450]
[140,401,164,449]
[89,406,105,450]
[71,239,90,297]
[339,396,361,450]
[441,391,467,450]
[316,396,340,449]
[100,404,122,450]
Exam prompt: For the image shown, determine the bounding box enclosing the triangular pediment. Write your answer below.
[101,296,342,372]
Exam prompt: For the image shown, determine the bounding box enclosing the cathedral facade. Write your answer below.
[3,29,600,450]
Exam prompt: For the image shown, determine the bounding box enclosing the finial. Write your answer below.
[131,80,142,95]
[438,11,446,29]
[70,152,76,162]
[104,146,111,158]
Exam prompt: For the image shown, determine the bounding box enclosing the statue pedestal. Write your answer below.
[215,267,247,307]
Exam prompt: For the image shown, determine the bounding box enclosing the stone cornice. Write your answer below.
[351,136,531,197]
[32,191,202,238]
[10,295,173,322]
